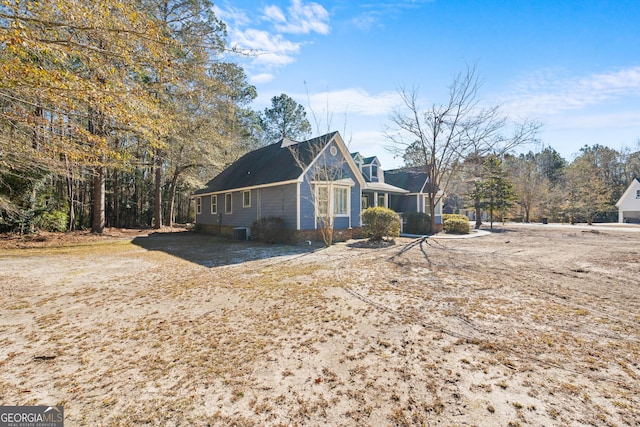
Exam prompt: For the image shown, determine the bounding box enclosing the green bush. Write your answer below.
[442,213,469,223]
[443,217,470,234]
[251,216,290,244]
[404,212,431,235]
[34,209,69,232]
[361,207,400,242]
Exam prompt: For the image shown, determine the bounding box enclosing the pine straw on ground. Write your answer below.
[0,227,186,249]
[1,226,638,426]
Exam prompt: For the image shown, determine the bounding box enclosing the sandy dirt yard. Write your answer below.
[1,224,639,426]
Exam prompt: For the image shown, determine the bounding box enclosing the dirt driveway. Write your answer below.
[1,225,638,426]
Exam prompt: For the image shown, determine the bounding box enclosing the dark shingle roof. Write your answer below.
[362,156,378,165]
[194,132,338,195]
[384,167,439,194]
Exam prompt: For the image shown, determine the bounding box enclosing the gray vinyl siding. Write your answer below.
[221,190,256,227]
[195,185,298,230]
[258,184,298,229]
[195,195,219,224]
[299,179,315,230]
[351,185,361,227]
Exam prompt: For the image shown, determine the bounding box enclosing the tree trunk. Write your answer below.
[166,169,180,227]
[112,137,120,228]
[65,155,75,231]
[113,169,120,228]
[88,105,106,233]
[429,197,435,234]
[153,154,162,229]
[474,196,482,229]
[92,165,106,233]
[489,193,494,230]
[78,170,86,228]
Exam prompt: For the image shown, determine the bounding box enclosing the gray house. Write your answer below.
[193,131,443,240]
[193,132,364,240]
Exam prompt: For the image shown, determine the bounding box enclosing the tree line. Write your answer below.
[2,3,637,235]
[388,66,640,230]
[436,143,640,227]
[0,0,311,234]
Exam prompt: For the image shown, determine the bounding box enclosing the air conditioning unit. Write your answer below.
[232,227,249,241]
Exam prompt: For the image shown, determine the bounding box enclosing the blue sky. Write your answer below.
[214,0,640,168]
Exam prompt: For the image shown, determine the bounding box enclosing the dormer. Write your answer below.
[362,156,382,182]
[351,152,364,172]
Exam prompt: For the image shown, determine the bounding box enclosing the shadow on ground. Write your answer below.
[132,231,320,268]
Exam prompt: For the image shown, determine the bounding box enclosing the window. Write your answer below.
[334,187,348,215]
[317,186,329,216]
[211,195,217,214]
[225,193,232,214]
[371,165,378,178]
[317,185,348,217]
[196,197,202,214]
[377,193,385,208]
[243,190,251,207]
[361,194,369,210]
[636,189,640,199]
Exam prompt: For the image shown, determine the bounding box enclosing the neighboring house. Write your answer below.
[459,208,489,222]
[615,178,640,223]
[193,131,444,240]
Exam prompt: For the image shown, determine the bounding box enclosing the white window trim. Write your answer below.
[334,186,348,216]
[242,190,251,208]
[211,195,217,214]
[225,193,232,214]
[196,197,202,215]
[316,184,350,218]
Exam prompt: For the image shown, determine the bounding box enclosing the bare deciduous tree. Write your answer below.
[385,64,540,232]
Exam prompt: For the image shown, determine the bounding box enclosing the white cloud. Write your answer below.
[349,130,402,168]
[263,5,286,23]
[250,73,276,84]
[548,110,640,131]
[268,0,330,35]
[215,1,331,80]
[503,66,640,118]
[304,88,402,117]
[352,13,378,31]
[212,5,251,27]
[230,28,300,68]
